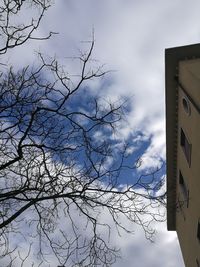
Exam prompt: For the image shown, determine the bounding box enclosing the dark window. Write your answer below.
[197,220,200,241]
[180,128,191,165]
[179,171,189,207]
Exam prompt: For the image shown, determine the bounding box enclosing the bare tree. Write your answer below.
[0,0,55,55]
[0,1,166,266]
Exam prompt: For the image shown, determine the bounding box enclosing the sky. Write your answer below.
[4,0,200,266]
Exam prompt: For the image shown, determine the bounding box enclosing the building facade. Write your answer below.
[166,44,200,267]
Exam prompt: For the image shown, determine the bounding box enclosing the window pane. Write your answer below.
[179,171,189,207]
[180,129,191,165]
[197,220,200,241]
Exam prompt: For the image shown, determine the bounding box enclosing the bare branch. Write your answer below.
[0,2,165,266]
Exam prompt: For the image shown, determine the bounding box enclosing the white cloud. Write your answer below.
[113,222,184,267]
[1,199,184,267]
[2,0,200,266]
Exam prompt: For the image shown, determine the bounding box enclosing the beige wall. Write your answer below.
[176,59,200,267]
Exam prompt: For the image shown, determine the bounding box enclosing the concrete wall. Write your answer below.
[176,59,200,267]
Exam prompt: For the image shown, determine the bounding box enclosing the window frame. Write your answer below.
[197,219,200,241]
[182,96,191,115]
[179,171,189,208]
[180,128,191,166]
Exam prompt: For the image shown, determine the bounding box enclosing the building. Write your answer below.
[166,43,200,267]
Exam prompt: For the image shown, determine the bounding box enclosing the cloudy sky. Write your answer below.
[5,0,200,266]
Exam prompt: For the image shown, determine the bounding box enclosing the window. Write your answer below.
[197,220,200,241]
[182,97,191,115]
[179,171,189,207]
[180,128,191,165]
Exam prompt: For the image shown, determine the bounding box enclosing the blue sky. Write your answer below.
[4,0,200,266]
